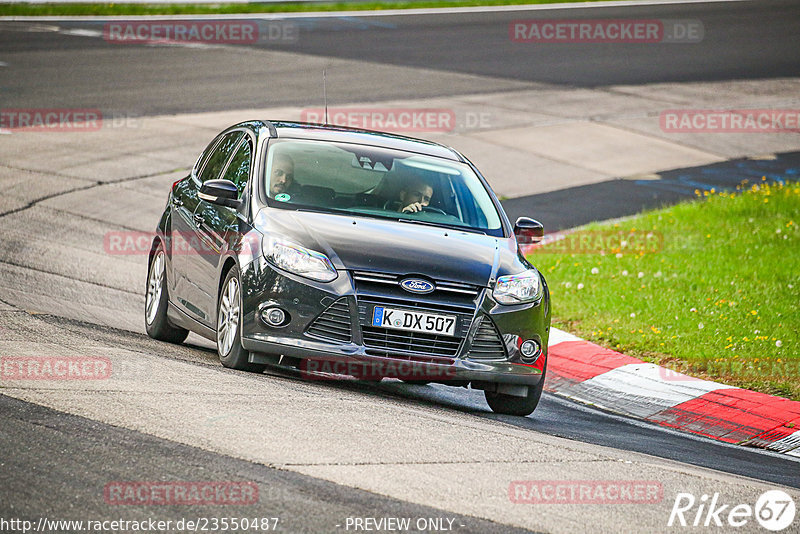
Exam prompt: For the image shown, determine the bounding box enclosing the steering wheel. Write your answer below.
[421,206,446,215]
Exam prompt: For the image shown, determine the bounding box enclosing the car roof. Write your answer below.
[257,120,464,162]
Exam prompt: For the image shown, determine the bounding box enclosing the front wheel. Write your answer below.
[216,267,265,373]
[484,372,545,416]
[145,243,189,344]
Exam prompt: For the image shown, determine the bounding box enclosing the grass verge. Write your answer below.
[0,0,620,17]
[529,179,800,401]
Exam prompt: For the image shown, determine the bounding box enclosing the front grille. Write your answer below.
[305,298,352,343]
[467,315,507,360]
[352,271,482,303]
[357,294,475,319]
[357,295,473,359]
[361,326,462,360]
[350,270,487,360]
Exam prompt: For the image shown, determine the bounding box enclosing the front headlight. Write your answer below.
[493,269,542,305]
[263,238,338,282]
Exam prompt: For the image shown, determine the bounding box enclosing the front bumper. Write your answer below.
[239,255,550,386]
[243,334,546,386]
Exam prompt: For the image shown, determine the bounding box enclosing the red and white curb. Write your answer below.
[546,328,800,456]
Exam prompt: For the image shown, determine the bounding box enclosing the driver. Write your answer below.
[397,176,434,214]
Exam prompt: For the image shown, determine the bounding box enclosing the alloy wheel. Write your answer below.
[217,276,240,356]
[145,251,164,325]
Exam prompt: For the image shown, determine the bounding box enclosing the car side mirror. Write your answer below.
[199,179,242,209]
[514,217,544,245]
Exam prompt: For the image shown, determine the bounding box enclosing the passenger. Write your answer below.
[269,154,301,198]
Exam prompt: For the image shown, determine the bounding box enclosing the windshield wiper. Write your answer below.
[399,218,487,235]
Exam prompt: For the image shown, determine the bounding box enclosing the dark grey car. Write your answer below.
[145,121,550,415]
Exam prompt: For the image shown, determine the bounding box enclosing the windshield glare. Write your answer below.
[263,139,504,236]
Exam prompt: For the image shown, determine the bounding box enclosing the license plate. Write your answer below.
[371,306,457,336]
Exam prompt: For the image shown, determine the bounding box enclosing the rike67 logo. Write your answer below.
[668,490,796,531]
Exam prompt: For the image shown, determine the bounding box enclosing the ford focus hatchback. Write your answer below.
[145,121,550,415]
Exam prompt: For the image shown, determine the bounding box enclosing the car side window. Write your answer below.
[222,138,252,199]
[198,131,244,184]
[193,136,221,179]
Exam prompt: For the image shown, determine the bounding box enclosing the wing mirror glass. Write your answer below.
[199,179,241,209]
[514,217,544,245]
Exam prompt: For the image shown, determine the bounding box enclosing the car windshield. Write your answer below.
[263,139,504,236]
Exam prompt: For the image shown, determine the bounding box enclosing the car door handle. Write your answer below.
[193,213,204,225]
[173,197,183,206]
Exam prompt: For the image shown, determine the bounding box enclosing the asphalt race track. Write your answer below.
[502,150,800,230]
[1,0,799,114]
[1,1,800,532]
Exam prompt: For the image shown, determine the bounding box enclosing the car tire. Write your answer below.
[216,266,265,373]
[484,370,545,416]
[145,243,189,344]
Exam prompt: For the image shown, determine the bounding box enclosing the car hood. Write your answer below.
[255,209,523,287]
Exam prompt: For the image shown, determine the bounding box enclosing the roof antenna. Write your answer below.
[323,69,328,126]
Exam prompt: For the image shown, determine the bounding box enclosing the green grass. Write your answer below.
[529,179,800,401]
[0,0,620,16]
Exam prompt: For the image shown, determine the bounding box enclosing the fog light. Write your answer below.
[261,307,286,326]
[520,339,541,363]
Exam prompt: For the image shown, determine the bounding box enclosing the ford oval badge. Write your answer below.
[400,278,435,294]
